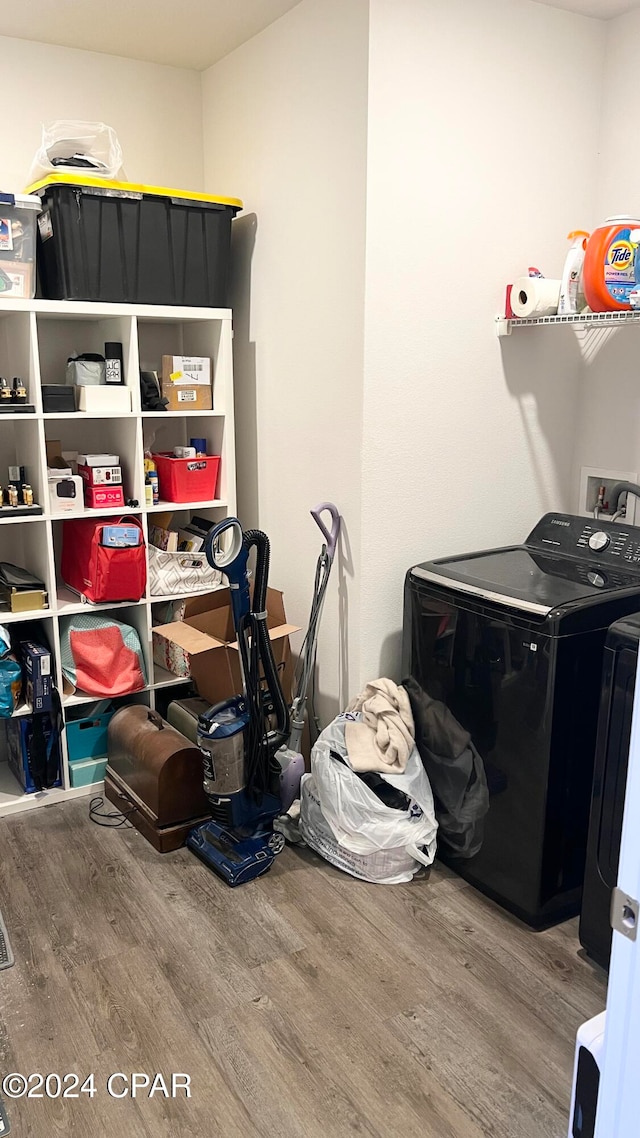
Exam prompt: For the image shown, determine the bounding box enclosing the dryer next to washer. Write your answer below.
[579,612,640,968]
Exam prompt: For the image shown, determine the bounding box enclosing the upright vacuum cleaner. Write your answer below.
[187,518,293,886]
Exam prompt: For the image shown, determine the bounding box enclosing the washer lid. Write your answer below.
[412,547,640,616]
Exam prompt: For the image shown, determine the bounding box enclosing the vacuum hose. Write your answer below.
[240,529,290,799]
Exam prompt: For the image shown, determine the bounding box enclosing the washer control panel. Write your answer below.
[528,513,640,569]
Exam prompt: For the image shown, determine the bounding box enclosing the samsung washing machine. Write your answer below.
[403,512,640,927]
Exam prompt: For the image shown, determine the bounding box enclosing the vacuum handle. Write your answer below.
[311,502,340,559]
[205,516,244,572]
[205,516,251,637]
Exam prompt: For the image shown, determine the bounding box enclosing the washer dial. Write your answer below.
[588,531,610,553]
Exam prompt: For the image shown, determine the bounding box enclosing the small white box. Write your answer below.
[77,453,119,467]
[48,475,84,514]
[78,465,122,486]
[76,386,131,413]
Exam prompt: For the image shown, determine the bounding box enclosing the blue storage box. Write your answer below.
[67,709,113,764]
[69,757,107,787]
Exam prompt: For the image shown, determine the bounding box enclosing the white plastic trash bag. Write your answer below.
[28,121,126,184]
[301,773,425,884]
[300,713,438,884]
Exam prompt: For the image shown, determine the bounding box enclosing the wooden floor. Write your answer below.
[0,800,606,1138]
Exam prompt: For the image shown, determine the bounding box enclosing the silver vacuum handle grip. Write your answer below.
[310,502,340,559]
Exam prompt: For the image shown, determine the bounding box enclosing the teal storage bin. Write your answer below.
[66,709,113,763]
[69,757,107,787]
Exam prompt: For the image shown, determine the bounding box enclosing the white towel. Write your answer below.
[345,678,414,773]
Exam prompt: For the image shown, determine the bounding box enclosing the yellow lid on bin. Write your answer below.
[26,173,242,210]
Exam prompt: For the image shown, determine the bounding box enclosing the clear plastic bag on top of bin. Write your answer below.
[28,121,126,184]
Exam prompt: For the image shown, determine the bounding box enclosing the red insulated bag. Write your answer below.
[61,515,147,604]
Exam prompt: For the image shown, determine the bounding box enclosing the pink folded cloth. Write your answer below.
[345,678,414,773]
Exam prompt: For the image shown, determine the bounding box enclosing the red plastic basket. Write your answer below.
[152,453,221,503]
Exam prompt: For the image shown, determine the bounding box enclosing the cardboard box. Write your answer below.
[21,640,52,712]
[162,355,213,412]
[163,355,211,385]
[152,587,300,705]
[0,260,34,299]
[46,439,67,470]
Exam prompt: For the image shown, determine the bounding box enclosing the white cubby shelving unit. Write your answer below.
[0,298,236,817]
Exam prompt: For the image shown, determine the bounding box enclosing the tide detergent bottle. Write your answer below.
[583,217,640,311]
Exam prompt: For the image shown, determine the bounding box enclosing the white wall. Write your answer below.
[1,36,203,190]
[202,0,369,718]
[202,0,608,701]
[571,8,640,509]
[596,9,640,219]
[359,0,605,680]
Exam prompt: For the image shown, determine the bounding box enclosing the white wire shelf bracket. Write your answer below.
[496,311,640,337]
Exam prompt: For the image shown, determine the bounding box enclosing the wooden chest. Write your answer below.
[105,705,210,852]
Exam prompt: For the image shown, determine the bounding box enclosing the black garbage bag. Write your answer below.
[402,676,490,858]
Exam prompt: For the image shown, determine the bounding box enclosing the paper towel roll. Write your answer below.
[511,276,561,319]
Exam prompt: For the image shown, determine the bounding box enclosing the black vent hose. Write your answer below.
[608,482,640,514]
[240,529,290,799]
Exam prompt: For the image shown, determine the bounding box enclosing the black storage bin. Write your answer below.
[28,176,242,307]
[41,385,76,413]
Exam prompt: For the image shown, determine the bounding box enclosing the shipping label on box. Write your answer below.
[163,356,211,386]
[38,211,54,242]
[160,380,213,413]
